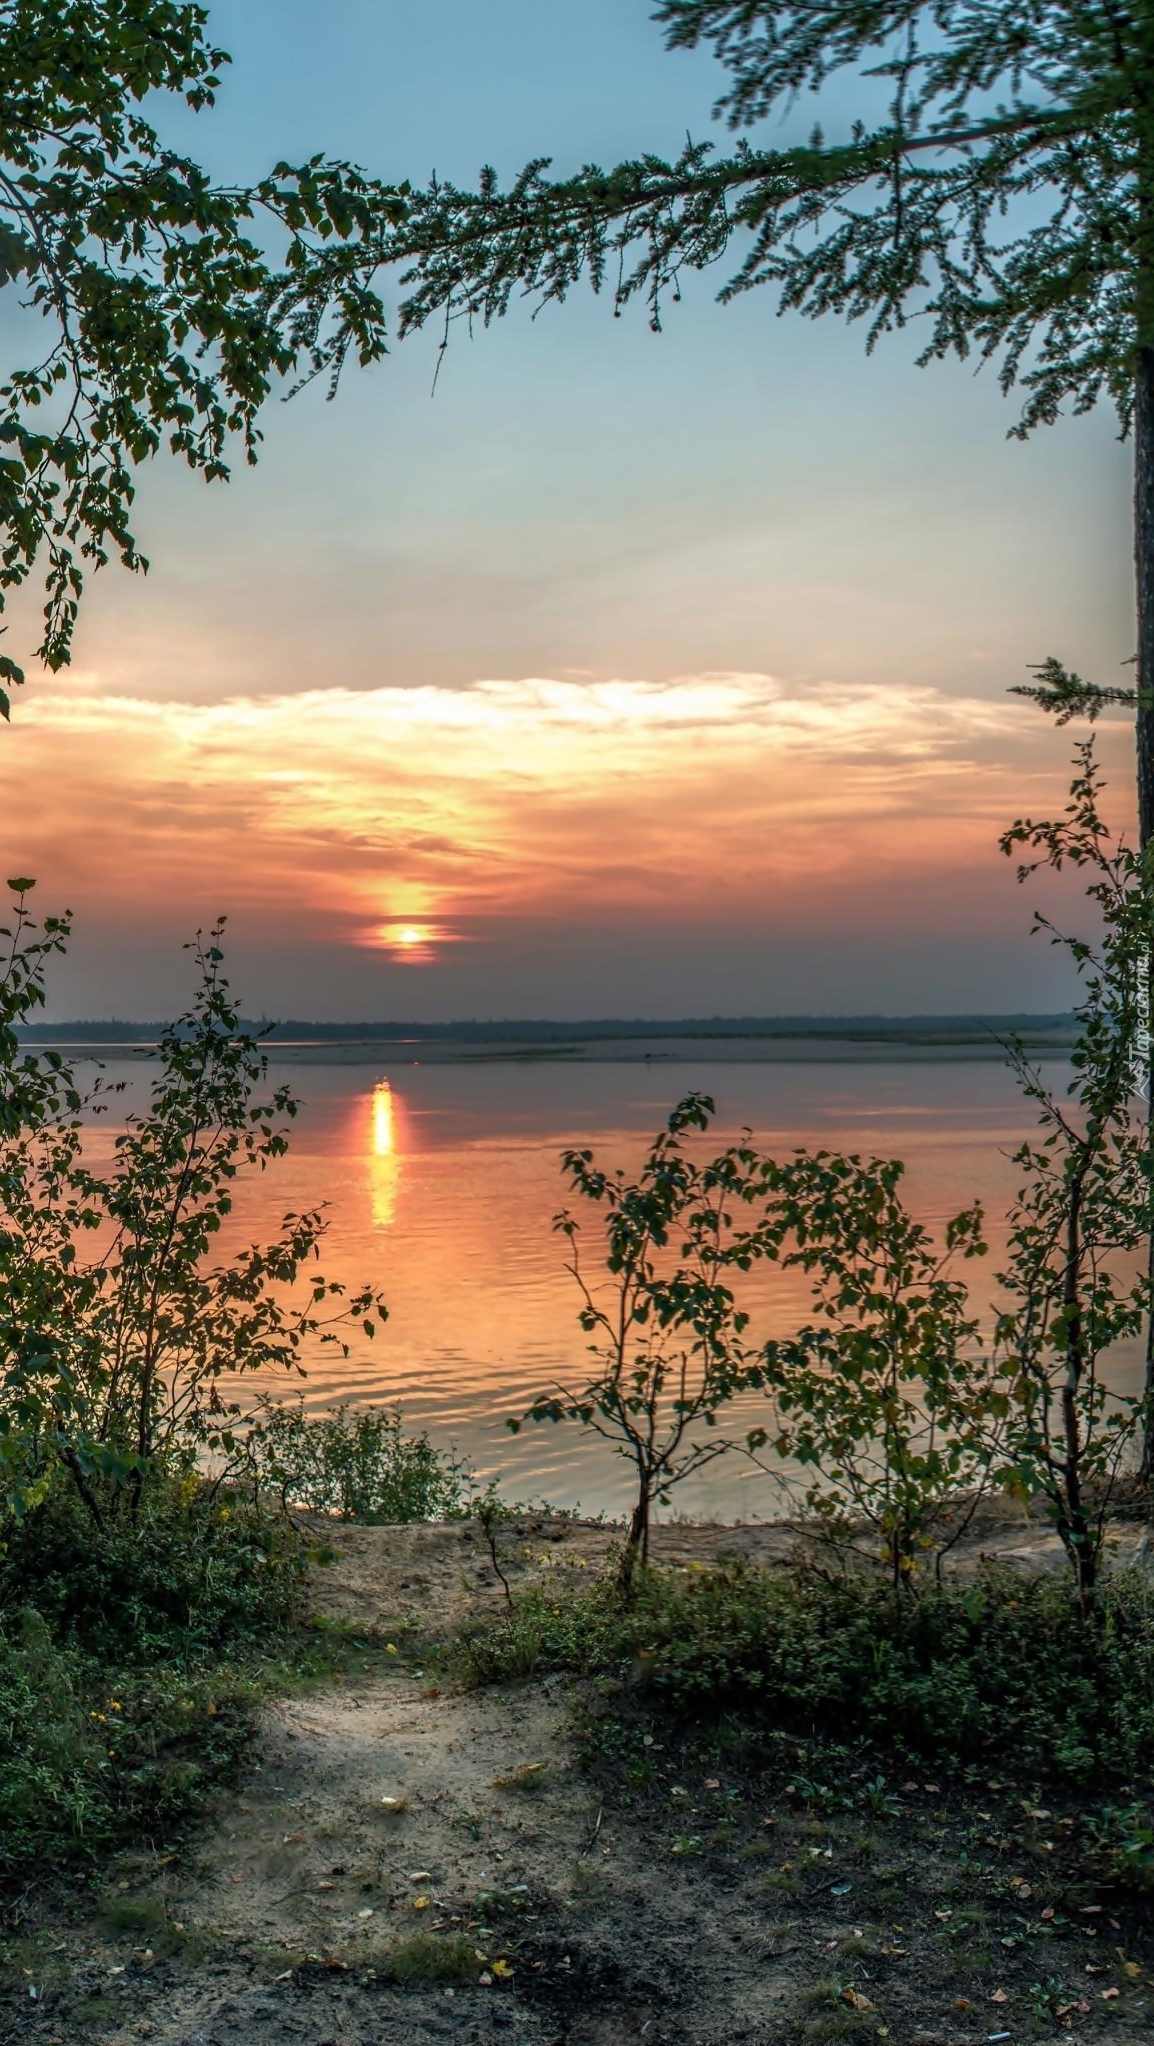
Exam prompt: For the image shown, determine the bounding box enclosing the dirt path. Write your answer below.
[6,1516,1154,2046]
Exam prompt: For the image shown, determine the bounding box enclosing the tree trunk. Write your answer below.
[619,1488,650,1595]
[1137,337,1154,1485]
[1059,1177,1097,1600]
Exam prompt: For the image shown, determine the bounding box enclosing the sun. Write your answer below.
[363,917,462,960]
[372,919,441,961]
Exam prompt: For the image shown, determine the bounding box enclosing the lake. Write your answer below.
[78,1048,1127,1522]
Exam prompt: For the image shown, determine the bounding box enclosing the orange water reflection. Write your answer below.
[368,1079,401,1230]
[79,1057,1142,1520]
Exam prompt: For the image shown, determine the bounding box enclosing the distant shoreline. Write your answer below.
[17,1014,1079,1065]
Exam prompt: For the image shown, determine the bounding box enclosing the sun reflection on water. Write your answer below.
[369,1078,401,1229]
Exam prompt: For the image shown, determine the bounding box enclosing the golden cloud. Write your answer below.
[0,671,1126,947]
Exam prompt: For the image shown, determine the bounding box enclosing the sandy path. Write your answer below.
[9,1513,1154,2046]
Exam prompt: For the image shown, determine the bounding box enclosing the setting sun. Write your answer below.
[373,920,441,962]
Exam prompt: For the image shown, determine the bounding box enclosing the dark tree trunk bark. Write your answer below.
[619,1488,650,1595]
[1136,346,1154,846]
[1138,343,1154,1484]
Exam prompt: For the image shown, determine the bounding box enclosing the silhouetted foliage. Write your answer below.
[0,0,407,705]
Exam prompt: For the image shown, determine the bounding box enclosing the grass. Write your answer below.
[367,1930,480,1984]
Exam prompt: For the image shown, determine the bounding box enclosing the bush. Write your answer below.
[0,893,385,1531]
[0,1607,262,1876]
[456,1558,1154,1781]
[242,1396,475,1523]
[0,1471,302,1662]
[0,1472,304,1876]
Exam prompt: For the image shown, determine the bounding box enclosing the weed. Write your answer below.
[72,1996,120,2024]
[365,1930,479,1984]
[97,1892,202,1959]
[800,1979,881,2044]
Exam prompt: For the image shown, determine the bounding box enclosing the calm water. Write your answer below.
[77,1052,1132,1522]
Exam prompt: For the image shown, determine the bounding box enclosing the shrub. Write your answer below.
[513,1093,777,1587]
[0,1606,263,1875]
[0,888,386,1530]
[456,1558,1154,1781]
[0,1470,302,1661]
[242,1395,474,1523]
[749,1153,999,1583]
[0,1471,306,1875]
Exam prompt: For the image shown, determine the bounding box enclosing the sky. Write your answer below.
[0,0,1139,1021]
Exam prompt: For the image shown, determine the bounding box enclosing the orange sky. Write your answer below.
[2,665,1132,1019]
[0,3,1137,1022]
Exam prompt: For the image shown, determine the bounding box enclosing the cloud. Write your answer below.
[0,671,1128,967]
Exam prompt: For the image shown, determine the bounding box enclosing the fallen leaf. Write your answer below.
[316,1882,334,1894]
[357,1909,374,1920]
[1101,1989,1120,2002]
[478,1971,492,1986]
[954,1998,972,2012]
[412,1897,430,1912]
[492,1959,514,1980]
[990,1989,1009,2005]
[704,1779,721,1791]
[1040,1907,1056,1921]
[1124,1961,1142,1980]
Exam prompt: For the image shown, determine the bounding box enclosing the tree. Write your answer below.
[386,3,1148,777]
[997,744,1154,1597]
[513,1094,772,1590]
[386,0,1145,752]
[382,0,1154,1464]
[0,884,386,1527]
[748,1153,1000,1589]
[0,0,407,713]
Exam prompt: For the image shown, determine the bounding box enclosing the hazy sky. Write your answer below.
[0,1,1138,1019]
